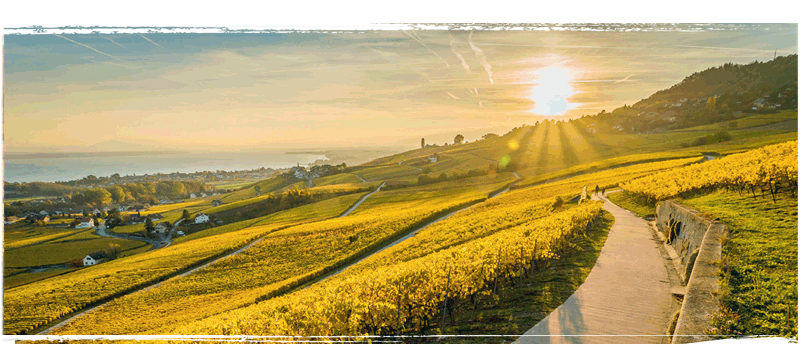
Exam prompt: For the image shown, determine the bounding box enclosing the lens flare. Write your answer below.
[508,140,519,150]
[499,155,511,167]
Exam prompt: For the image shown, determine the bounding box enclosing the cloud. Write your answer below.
[403,30,450,68]
[468,30,494,84]
[53,34,124,62]
[408,66,434,83]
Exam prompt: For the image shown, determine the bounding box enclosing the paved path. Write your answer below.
[515,192,673,344]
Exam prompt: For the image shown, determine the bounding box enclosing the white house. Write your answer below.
[39,210,50,216]
[428,156,438,163]
[195,213,210,224]
[83,251,108,266]
[154,223,168,234]
[189,193,198,199]
[76,218,95,229]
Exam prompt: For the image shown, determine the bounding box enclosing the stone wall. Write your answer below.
[655,200,726,344]
[655,201,712,281]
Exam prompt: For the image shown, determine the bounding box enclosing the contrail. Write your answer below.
[468,88,474,94]
[364,44,434,84]
[103,61,139,70]
[446,91,460,100]
[614,74,634,84]
[403,30,450,68]
[468,30,494,84]
[474,87,479,95]
[100,35,126,49]
[448,32,471,74]
[53,34,123,61]
[408,65,434,83]
[139,34,164,48]
[479,100,484,108]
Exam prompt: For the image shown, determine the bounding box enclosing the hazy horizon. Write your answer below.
[3,25,798,153]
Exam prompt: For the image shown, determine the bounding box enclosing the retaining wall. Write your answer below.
[655,200,726,344]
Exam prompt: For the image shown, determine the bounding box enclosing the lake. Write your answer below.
[3,151,328,183]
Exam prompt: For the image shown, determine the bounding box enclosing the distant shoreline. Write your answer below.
[4,151,186,160]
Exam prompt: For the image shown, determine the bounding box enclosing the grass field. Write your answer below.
[3,223,88,249]
[4,229,146,268]
[312,173,364,186]
[682,191,797,338]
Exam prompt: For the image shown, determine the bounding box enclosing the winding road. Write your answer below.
[515,191,674,344]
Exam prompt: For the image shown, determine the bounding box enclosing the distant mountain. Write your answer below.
[575,54,797,134]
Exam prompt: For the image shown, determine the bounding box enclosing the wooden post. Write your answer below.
[440,268,452,333]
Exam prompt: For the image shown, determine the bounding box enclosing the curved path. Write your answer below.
[313,177,521,286]
[515,192,674,344]
[338,182,386,218]
[39,184,386,335]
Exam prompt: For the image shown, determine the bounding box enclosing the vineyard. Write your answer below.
[3,222,292,335]
[170,202,604,337]
[621,141,797,204]
[45,185,496,335]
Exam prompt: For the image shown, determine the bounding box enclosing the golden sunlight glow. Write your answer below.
[507,139,520,150]
[530,66,580,116]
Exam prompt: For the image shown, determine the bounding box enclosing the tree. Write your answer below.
[145,218,155,234]
[421,138,425,148]
[254,185,261,196]
[182,209,190,220]
[482,133,498,140]
[109,186,126,203]
[454,134,464,145]
[107,243,121,260]
[170,182,187,199]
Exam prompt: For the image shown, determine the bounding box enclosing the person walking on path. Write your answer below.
[595,185,600,195]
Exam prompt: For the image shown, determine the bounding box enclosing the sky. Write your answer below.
[3,24,798,153]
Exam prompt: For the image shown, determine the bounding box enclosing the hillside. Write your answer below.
[571,55,797,133]
[3,56,798,343]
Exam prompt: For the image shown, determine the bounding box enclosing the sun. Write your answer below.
[530,66,580,116]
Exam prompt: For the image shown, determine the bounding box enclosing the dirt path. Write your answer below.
[39,235,268,335]
[338,182,386,218]
[514,192,674,344]
[312,179,520,286]
[38,185,386,335]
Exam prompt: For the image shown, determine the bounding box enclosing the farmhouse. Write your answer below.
[189,193,198,199]
[147,213,164,221]
[76,218,95,228]
[4,216,22,225]
[83,251,108,266]
[195,213,210,224]
[428,156,438,163]
[211,199,223,207]
[154,223,169,234]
